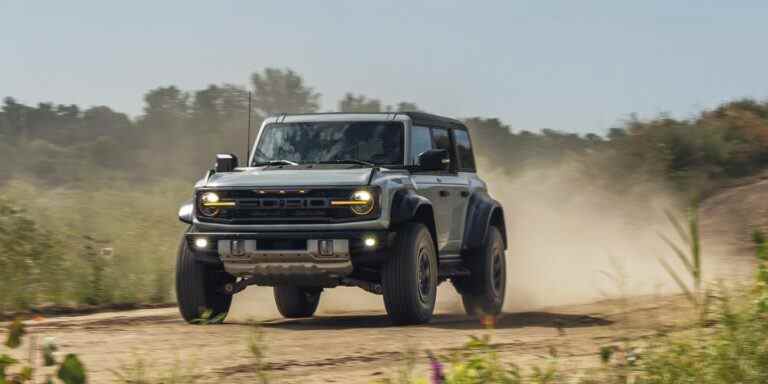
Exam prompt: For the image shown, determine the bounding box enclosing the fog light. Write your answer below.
[194,238,209,249]
[363,237,377,247]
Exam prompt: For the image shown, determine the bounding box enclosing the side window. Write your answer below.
[453,129,476,171]
[410,126,433,164]
[431,127,451,152]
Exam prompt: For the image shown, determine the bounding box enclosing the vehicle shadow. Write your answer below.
[251,311,612,331]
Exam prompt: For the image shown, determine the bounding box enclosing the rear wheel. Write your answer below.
[381,222,438,325]
[453,226,506,316]
[176,238,235,323]
[274,286,322,318]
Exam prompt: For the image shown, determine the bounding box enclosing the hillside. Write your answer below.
[700,171,768,254]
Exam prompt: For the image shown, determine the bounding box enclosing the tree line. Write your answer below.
[2,67,768,192]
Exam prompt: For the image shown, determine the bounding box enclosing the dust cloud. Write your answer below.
[228,159,745,321]
[484,162,677,311]
[483,160,750,311]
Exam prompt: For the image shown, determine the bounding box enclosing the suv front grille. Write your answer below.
[195,187,379,224]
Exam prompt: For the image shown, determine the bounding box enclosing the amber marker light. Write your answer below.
[200,192,236,207]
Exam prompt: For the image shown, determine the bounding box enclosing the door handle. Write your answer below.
[460,191,469,198]
[439,190,450,197]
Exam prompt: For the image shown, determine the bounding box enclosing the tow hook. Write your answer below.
[223,277,253,295]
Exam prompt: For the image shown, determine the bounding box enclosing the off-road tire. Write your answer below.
[176,238,235,323]
[274,286,322,318]
[381,222,438,325]
[453,226,506,316]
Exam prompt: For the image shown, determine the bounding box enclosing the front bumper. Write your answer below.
[192,216,389,232]
[184,230,389,285]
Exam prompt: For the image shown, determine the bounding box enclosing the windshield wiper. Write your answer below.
[316,159,376,167]
[252,159,300,166]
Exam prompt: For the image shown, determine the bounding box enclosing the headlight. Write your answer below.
[350,190,374,215]
[352,190,372,202]
[331,190,375,215]
[198,191,235,217]
[201,192,220,204]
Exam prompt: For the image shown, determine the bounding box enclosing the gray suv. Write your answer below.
[177,112,507,325]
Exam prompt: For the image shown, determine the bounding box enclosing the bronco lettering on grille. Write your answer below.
[239,198,330,209]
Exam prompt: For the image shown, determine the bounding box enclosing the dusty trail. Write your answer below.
[0,293,716,383]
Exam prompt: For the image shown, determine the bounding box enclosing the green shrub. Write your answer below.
[636,230,768,384]
[1,320,86,384]
[0,199,67,312]
[57,355,86,384]
[0,178,186,312]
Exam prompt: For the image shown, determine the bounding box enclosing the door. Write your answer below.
[410,126,469,255]
[409,125,450,251]
[427,127,457,252]
[435,172,468,255]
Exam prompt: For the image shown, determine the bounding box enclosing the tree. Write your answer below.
[250,68,320,115]
[1,97,31,139]
[192,84,252,134]
[464,118,514,163]
[142,86,189,122]
[607,127,627,141]
[139,86,189,140]
[338,93,382,112]
[190,84,254,162]
[81,106,132,141]
[136,86,192,174]
[393,102,419,112]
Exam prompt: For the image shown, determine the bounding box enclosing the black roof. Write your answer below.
[269,111,466,130]
[401,112,466,130]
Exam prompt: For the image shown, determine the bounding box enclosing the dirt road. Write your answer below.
[1,290,709,383]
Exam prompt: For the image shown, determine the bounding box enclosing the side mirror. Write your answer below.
[215,153,238,172]
[417,149,450,171]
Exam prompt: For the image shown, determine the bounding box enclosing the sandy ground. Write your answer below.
[0,238,756,383]
[0,290,733,383]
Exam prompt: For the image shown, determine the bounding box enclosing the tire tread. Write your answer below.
[175,237,233,323]
[274,286,321,318]
[382,222,436,325]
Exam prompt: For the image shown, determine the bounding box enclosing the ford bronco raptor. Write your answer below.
[176,112,507,325]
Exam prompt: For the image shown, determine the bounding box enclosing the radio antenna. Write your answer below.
[246,91,252,166]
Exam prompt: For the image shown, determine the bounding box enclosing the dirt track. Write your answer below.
[0,291,710,383]
[1,233,756,383]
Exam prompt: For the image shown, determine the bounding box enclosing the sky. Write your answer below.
[2,1,767,134]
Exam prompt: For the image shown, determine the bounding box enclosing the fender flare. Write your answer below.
[389,188,438,246]
[390,188,433,225]
[462,191,507,250]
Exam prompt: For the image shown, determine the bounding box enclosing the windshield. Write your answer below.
[251,121,404,166]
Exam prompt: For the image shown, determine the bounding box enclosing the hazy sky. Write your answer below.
[2,1,767,134]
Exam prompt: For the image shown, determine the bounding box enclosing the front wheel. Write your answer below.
[381,222,438,325]
[176,238,235,323]
[453,226,506,316]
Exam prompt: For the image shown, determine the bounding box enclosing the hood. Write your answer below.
[205,167,373,188]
